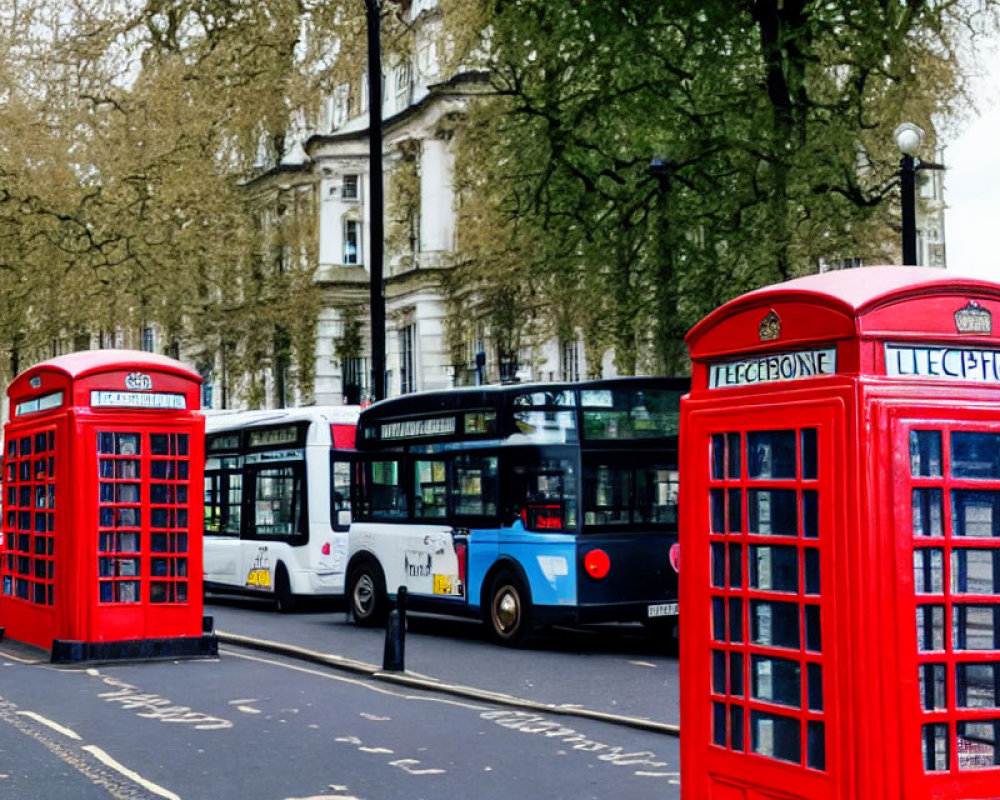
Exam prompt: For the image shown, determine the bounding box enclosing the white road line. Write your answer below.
[220,647,486,711]
[0,651,44,665]
[15,711,82,740]
[82,744,181,800]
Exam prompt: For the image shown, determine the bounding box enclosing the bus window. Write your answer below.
[331,458,352,530]
[637,467,679,525]
[581,387,682,440]
[356,459,407,520]
[512,390,578,444]
[452,453,499,518]
[583,460,679,527]
[584,464,632,525]
[509,456,578,531]
[251,466,305,540]
[205,457,242,537]
[414,459,448,519]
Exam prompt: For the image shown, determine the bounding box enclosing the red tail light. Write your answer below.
[583,548,611,580]
[455,540,468,588]
[321,542,331,556]
[669,543,680,573]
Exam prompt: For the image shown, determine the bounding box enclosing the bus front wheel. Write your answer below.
[486,569,533,646]
[349,562,388,627]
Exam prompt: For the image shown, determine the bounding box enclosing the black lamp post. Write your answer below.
[365,0,386,401]
[894,122,924,266]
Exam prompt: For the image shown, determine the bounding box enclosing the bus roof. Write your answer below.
[203,405,360,436]
[358,376,690,423]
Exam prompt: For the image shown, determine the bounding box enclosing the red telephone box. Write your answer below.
[0,350,216,662]
[681,267,1000,799]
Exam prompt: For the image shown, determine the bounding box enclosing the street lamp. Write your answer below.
[894,122,924,266]
[366,0,386,401]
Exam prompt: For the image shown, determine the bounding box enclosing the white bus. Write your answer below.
[202,406,359,611]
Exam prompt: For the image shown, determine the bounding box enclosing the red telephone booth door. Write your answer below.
[683,398,848,800]
[86,425,197,642]
[888,409,1000,798]
[2,423,66,649]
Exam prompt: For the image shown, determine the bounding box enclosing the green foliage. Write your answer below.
[443,0,998,374]
[0,0,337,400]
[0,0,997,394]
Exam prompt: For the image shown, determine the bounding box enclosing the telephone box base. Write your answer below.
[50,634,219,664]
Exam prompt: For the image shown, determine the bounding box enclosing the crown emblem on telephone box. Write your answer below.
[955,301,992,335]
[759,310,781,342]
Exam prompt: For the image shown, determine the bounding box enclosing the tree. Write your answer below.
[442,0,999,375]
[0,0,374,401]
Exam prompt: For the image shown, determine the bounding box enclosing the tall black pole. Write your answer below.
[900,154,917,266]
[366,0,386,401]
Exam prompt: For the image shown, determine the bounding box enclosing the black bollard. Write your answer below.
[382,585,407,671]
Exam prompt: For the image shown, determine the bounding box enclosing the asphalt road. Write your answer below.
[205,594,682,729]
[0,632,682,800]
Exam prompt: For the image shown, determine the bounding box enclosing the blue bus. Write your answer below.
[346,376,686,645]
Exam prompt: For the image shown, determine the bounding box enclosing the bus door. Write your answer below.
[203,448,243,588]
[240,452,308,592]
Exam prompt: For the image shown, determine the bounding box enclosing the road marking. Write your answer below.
[89,672,232,730]
[481,710,673,776]
[16,711,82,740]
[0,650,44,665]
[285,793,360,800]
[390,758,446,775]
[221,648,486,711]
[82,744,181,800]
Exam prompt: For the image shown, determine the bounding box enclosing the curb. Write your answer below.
[216,630,681,738]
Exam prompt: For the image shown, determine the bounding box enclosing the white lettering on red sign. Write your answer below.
[885,343,1000,383]
[708,348,837,389]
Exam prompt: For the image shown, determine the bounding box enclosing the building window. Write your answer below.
[342,174,359,201]
[394,62,411,109]
[343,356,368,405]
[330,82,352,130]
[561,339,581,382]
[344,219,362,265]
[399,323,416,394]
[141,327,155,353]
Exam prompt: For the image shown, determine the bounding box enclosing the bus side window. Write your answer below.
[252,466,306,539]
[508,458,578,531]
[414,459,448,519]
[204,472,221,534]
[205,464,242,537]
[358,459,407,520]
[332,459,352,530]
[452,453,499,518]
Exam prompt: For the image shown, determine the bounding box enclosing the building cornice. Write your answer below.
[304,70,492,156]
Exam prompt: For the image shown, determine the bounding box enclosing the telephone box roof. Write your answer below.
[686,266,1000,356]
[15,350,200,382]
